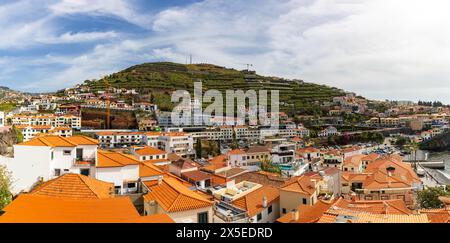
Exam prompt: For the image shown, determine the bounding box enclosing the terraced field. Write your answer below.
[87,62,346,114]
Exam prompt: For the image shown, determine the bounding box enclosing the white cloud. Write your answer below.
[49,0,152,28]
[39,31,119,44]
[146,0,450,103]
[4,0,450,104]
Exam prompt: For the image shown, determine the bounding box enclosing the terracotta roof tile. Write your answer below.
[232,186,280,217]
[135,146,166,156]
[30,174,114,199]
[97,150,139,168]
[0,195,147,223]
[277,200,334,223]
[143,177,212,213]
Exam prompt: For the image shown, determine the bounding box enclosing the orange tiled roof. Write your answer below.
[143,177,212,213]
[0,195,144,223]
[343,154,366,167]
[203,155,228,171]
[97,150,139,168]
[17,135,98,147]
[318,211,429,223]
[281,175,317,196]
[419,209,450,223]
[362,153,381,162]
[140,162,164,178]
[352,213,429,223]
[277,200,334,223]
[229,149,246,155]
[65,136,99,145]
[331,198,412,215]
[18,135,75,147]
[232,186,280,217]
[30,174,114,199]
[135,146,166,156]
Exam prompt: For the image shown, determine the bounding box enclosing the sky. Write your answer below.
[1,0,450,103]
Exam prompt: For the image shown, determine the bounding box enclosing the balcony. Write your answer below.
[73,157,96,167]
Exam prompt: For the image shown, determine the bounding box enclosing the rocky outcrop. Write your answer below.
[0,127,18,156]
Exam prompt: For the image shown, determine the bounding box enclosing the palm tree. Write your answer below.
[406,141,420,171]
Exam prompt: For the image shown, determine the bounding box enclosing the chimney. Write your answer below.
[311,179,317,189]
[291,209,300,222]
[386,166,396,177]
[262,196,268,208]
[351,192,357,202]
[157,176,163,185]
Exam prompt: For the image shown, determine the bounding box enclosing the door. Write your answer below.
[198,212,209,223]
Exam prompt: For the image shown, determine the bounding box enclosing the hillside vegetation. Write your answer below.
[420,130,450,152]
[86,62,346,113]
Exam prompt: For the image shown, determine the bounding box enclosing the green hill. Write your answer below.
[85,62,347,114]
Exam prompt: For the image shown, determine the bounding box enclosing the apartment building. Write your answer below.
[11,114,81,130]
[96,131,147,148]
[158,132,195,158]
[16,125,73,141]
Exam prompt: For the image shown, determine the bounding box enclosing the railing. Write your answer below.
[214,202,248,222]
[72,157,96,167]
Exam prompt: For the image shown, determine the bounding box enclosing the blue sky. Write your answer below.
[1,0,450,103]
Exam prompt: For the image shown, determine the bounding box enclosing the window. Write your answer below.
[63,150,71,156]
[80,169,90,176]
[54,169,61,177]
[257,213,262,222]
[76,148,83,160]
[51,151,54,160]
[127,183,136,188]
[302,198,307,205]
[268,205,273,214]
[198,212,209,223]
[114,186,121,194]
[282,208,287,214]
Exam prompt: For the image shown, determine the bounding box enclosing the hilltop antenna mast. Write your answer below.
[190,54,193,65]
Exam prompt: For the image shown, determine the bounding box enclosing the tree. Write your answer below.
[195,139,202,159]
[417,187,449,209]
[406,140,420,170]
[230,130,239,150]
[13,126,24,144]
[0,165,12,211]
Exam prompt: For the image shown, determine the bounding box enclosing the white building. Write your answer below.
[10,114,81,130]
[158,132,195,158]
[0,135,98,195]
[271,143,296,164]
[318,126,341,137]
[96,150,140,195]
[16,125,73,141]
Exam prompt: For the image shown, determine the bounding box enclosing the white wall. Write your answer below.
[0,146,51,194]
[95,164,139,194]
